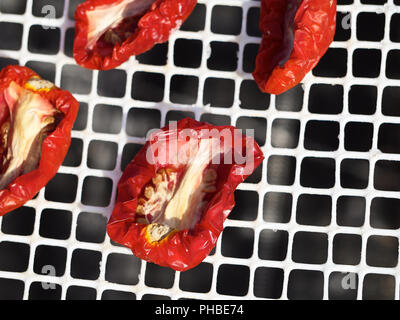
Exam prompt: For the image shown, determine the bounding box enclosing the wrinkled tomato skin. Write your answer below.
[0,66,79,216]
[253,0,337,95]
[107,118,264,271]
[74,0,197,70]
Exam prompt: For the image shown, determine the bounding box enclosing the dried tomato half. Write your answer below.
[73,0,197,70]
[107,118,264,271]
[253,0,337,95]
[0,66,79,216]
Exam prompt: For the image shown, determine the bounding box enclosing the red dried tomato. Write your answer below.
[107,118,264,271]
[73,0,197,70]
[0,66,79,216]
[253,0,337,95]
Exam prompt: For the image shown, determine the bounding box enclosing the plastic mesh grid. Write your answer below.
[0,0,400,300]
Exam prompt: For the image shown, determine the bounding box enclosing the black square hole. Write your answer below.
[378,123,400,153]
[239,80,270,110]
[174,39,202,68]
[102,290,136,300]
[68,0,82,19]
[87,140,118,170]
[211,5,242,35]
[353,49,381,78]
[296,194,332,226]
[276,85,304,112]
[340,158,369,189]
[229,190,258,221]
[25,61,55,83]
[0,242,30,272]
[390,14,400,42]
[357,12,385,41]
[312,48,347,77]
[337,196,366,227]
[344,122,373,152]
[170,75,199,105]
[132,72,164,102]
[203,77,235,108]
[247,7,261,37]
[288,270,324,300]
[267,155,296,186]
[309,84,343,114]
[28,25,60,55]
[71,249,101,280]
[271,119,300,149]
[106,253,141,285]
[263,192,292,223]
[382,86,400,116]
[81,176,113,207]
[121,143,143,171]
[33,245,67,277]
[181,3,206,31]
[97,69,126,98]
[0,22,23,50]
[66,286,97,300]
[370,197,400,229]
[136,42,168,65]
[145,263,175,289]
[142,294,170,300]
[333,234,362,265]
[258,229,288,261]
[179,263,213,293]
[236,116,267,146]
[61,64,92,94]
[363,274,395,300]
[29,282,61,300]
[244,162,263,184]
[0,278,24,300]
[0,57,19,70]
[374,160,400,191]
[348,85,377,115]
[0,0,26,14]
[76,212,107,243]
[45,173,78,203]
[366,235,398,268]
[304,120,339,151]
[73,102,88,131]
[200,113,231,126]
[64,27,74,57]
[39,208,72,240]
[292,232,328,264]
[126,108,161,137]
[93,104,122,134]
[165,110,195,122]
[386,50,400,79]
[254,267,284,299]
[242,43,258,73]
[217,264,249,297]
[300,157,335,188]
[1,206,35,236]
[221,227,254,259]
[63,138,83,167]
[208,41,238,71]
[329,272,358,300]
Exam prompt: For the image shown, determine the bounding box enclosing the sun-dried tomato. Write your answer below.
[253,0,337,95]
[0,66,79,216]
[73,0,197,70]
[107,118,264,271]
